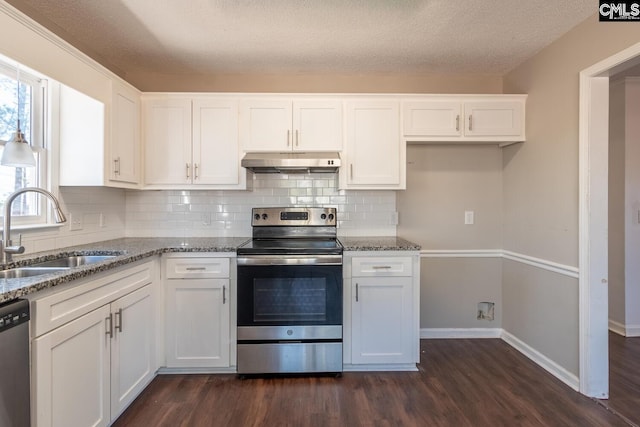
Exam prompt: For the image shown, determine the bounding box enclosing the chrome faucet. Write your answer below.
[2,187,67,264]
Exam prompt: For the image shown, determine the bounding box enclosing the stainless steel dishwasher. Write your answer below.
[0,298,30,427]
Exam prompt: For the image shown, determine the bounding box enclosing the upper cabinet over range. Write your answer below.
[402,95,526,146]
[240,99,343,152]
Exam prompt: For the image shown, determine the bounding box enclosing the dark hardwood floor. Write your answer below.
[113,339,631,427]
[601,332,640,426]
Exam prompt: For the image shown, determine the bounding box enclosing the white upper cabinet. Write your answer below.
[110,81,141,185]
[340,100,405,190]
[192,99,243,186]
[143,96,246,189]
[59,80,142,188]
[143,97,192,186]
[402,95,526,145]
[240,99,342,152]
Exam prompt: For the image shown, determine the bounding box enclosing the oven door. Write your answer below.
[237,256,342,330]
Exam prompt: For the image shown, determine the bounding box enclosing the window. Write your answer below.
[0,59,47,226]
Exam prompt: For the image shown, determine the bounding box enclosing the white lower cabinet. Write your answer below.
[165,279,230,368]
[345,253,420,369]
[164,255,232,369]
[351,276,413,364]
[31,262,156,427]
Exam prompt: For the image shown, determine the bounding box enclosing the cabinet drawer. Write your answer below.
[165,257,230,279]
[31,261,154,338]
[352,257,412,277]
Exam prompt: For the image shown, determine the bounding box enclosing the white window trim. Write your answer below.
[0,57,58,230]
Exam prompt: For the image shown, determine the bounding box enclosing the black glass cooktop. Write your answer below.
[236,238,343,255]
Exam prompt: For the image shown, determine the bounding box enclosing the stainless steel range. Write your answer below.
[236,207,343,375]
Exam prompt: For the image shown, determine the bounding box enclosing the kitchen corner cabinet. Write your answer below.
[31,261,156,427]
[340,100,405,190]
[143,96,247,189]
[240,99,342,152]
[402,95,526,145]
[343,253,420,370]
[164,255,233,369]
[59,80,142,188]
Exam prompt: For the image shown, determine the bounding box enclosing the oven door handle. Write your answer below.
[237,255,343,266]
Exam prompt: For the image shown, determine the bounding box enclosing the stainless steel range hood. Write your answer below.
[241,152,340,174]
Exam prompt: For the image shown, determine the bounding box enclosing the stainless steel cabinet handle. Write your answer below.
[372,266,392,270]
[455,115,460,132]
[355,283,359,302]
[287,130,290,146]
[350,164,353,179]
[194,163,199,179]
[295,129,299,146]
[469,115,473,131]
[185,267,206,271]
[186,163,190,179]
[223,285,226,304]
[113,157,121,175]
[115,308,123,333]
[105,313,113,338]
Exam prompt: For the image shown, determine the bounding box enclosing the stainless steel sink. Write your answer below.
[0,267,70,279]
[30,255,117,268]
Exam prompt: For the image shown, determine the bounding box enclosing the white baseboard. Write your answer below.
[157,367,237,374]
[609,319,626,336]
[609,319,640,337]
[343,363,418,372]
[420,328,502,339]
[501,330,579,391]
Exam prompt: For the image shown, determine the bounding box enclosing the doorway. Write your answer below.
[579,42,640,398]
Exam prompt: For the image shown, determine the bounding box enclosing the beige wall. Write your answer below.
[398,145,503,329]
[125,71,503,94]
[503,14,640,374]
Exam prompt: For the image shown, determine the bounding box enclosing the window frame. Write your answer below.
[0,58,50,228]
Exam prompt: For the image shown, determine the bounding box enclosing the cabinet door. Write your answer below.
[240,100,292,151]
[464,101,524,137]
[33,305,111,427]
[111,82,141,185]
[193,99,242,185]
[110,285,155,419]
[402,101,462,137]
[143,98,192,185]
[351,277,413,364]
[344,101,402,187]
[292,100,342,151]
[165,278,230,368]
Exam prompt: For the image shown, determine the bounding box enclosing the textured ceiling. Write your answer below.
[7,0,595,80]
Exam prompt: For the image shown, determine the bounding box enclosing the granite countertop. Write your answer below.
[0,237,249,304]
[339,236,421,251]
[0,235,421,304]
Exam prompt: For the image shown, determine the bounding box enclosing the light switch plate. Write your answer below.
[464,211,474,225]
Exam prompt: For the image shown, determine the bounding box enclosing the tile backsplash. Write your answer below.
[15,174,397,255]
[125,173,397,238]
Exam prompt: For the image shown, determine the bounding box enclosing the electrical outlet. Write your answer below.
[464,211,474,225]
[390,212,399,225]
[69,213,83,231]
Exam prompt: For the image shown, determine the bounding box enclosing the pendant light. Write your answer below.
[1,65,36,167]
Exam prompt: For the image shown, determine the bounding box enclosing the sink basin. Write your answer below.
[30,255,117,268]
[0,267,69,279]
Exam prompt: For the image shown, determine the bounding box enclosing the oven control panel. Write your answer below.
[251,207,337,226]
